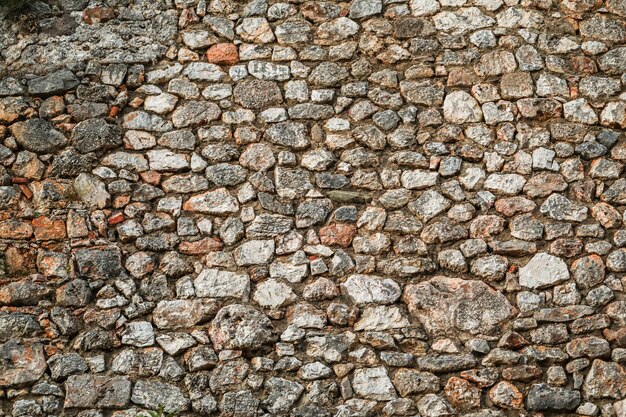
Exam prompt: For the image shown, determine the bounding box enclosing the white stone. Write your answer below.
[183,63,226,81]
[341,274,401,305]
[254,279,297,308]
[194,268,250,300]
[410,0,440,16]
[433,7,495,34]
[484,173,526,195]
[354,306,410,331]
[144,93,178,114]
[121,321,154,347]
[270,261,309,283]
[443,90,483,123]
[519,252,570,289]
[235,240,275,266]
[73,173,110,209]
[564,98,599,125]
[400,170,439,190]
[147,150,190,171]
[183,188,239,215]
[352,367,397,401]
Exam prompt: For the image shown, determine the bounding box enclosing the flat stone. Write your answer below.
[0,341,47,387]
[10,118,68,154]
[526,383,580,411]
[209,304,276,350]
[194,268,250,300]
[403,276,516,336]
[72,118,122,153]
[352,367,397,401]
[152,299,218,329]
[233,79,282,109]
[443,90,483,123]
[519,252,570,289]
[583,359,626,399]
[183,188,239,215]
[254,279,297,308]
[265,122,310,149]
[131,380,189,412]
[341,274,401,305]
[28,69,80,96]
[64,375,131,409]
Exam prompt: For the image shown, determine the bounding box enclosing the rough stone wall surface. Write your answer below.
[1,0,626,415]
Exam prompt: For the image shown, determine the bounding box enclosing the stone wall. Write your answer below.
[1,0,626,415]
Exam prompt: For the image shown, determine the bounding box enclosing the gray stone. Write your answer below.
[27,69,80,96]
[209,304,276,350]
[10,118,68,154]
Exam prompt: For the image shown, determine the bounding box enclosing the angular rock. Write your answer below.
[209,304,276,350]
[403,276,516,336]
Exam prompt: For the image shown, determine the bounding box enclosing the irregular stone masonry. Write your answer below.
[0,0,626,415]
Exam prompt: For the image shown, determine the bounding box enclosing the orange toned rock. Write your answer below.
[0,220,33,239]
[67,210,89,238]
[83,7,116,24]
[108,213,125,225]
[319,223,357,247]
[444,377,481,410]
[498,331,529,349]
[5,246,37,275]
[206,43,239,65]
[113,195,131,209]
[591,202,622,229]
[19,185,33,199]
[0,341,47,387]
[140,171,161,186]
[32,217,66,241]
[178,238,223,255]
[494,197,536,217]
[489,381,524,409]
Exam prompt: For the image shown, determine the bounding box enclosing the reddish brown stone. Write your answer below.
[32,217,66,241]
[319,223,357,247]
[0,220,33,239]
[206,43,239,65]
[113,195,131,209]
[591,202,622,228]
[302,2,339,22]
[494,197,537,217]
[83,7,116,24]
[5,247,37,276]
[604,328,626,347]
[550,238,583,258]
[523,172,568,198]
[39,96,66,119]
[469,215,505,239]
[502,365,543,382]
[0,341,47,387]
[19,185,33,199]
[444,377,481,410]
[178,238,223,255]
[140,171,161,186]
[571,179,596,203]
[498,331,529,349]
[107,213,125,225]
[570,55,598,75]
[489,381,523,409]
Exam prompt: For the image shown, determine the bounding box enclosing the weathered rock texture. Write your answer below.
[0,0,626,415]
